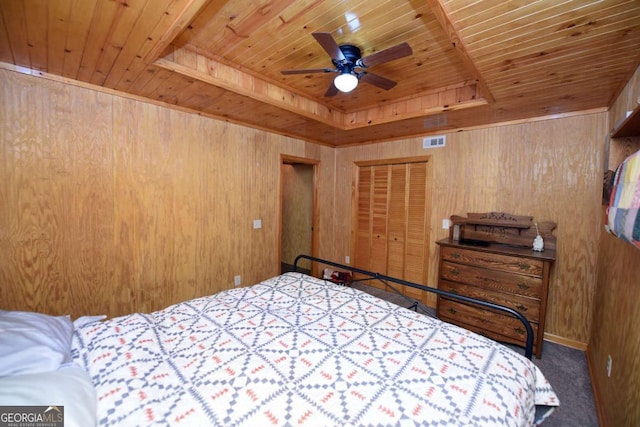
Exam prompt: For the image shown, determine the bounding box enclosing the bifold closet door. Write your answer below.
[354,165,389,290]
[403,162,429,300]
[354,161,430,300]
[386,164,407,279]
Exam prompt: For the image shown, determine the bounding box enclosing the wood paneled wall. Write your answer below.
[589,65,640,427]
[0,65,610,352]
[0,68,335,319]
[332,113,607,346]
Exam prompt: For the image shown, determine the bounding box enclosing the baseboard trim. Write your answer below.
[543,332,588,351]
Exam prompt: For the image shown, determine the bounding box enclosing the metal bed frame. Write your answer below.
[293,254,535,360]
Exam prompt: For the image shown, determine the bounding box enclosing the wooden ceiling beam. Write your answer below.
[424,0,495,103]
[143,0,217,64]
[343,83,488,129]
[155,47,343,128]
[157,46,487,131]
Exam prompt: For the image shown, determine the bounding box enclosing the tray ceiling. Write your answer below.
[1,0,640,146]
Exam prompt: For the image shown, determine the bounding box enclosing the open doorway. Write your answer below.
[279,155,319,275]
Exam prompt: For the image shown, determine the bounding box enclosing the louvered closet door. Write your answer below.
[354,165,389,290]
[354,161,431,301]
[370,166,390,277]
[387,164,406,279]
[403,162,429,300]
[355,167,373,272]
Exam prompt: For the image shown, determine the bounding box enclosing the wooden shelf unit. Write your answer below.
[611,96,640,138]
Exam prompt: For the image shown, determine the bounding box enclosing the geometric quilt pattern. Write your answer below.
[72,272,558,426]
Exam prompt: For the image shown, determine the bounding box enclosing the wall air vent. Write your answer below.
[423,135,446,149]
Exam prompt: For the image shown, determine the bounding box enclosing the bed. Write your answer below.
[1,256,558,426]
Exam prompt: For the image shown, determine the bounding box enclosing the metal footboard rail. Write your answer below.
[293,254,534,360]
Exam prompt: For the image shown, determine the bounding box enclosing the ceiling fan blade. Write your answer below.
[312,32,346,62]
[281,68,334,75]
[360,72,397,90]
[324,82,339,97]
[359,42,412,68]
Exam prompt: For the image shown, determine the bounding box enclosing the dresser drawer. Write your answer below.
[437,298,538,347]
[440,261,542,298]
[439,279,540,322]
[440,246,544,277]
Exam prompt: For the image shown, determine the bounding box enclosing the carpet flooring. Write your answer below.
[349,281,600,427]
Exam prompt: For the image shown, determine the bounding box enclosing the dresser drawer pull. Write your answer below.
[514,327,525,335]
[449,268,460,276]
[518,262,531,271]
[515,304,528,312]
[450,252,461,259]
[517,282,530,290]
[447,308,457,315]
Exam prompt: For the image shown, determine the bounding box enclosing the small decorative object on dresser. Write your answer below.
[533,223,545,251]
[436,212,556,358]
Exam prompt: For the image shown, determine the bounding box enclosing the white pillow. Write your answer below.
[0,310,73,376]
[0,365,97,427]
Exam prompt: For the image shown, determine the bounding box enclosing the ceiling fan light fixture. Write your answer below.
[334,72,358,92]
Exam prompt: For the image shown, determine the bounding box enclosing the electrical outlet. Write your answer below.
[442,219,451,230]
[234,275,241,287]
[345,256,350,264]
[606,355,612,377]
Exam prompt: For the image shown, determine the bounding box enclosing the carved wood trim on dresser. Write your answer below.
[436,212,556,358]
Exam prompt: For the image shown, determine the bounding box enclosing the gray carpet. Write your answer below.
[349,281,599,427]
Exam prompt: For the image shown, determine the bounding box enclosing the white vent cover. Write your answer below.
[423,135,446,149]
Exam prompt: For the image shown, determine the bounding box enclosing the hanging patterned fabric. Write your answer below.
[606,149,640,249]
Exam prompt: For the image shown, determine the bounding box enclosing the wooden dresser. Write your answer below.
[436,212,556,358]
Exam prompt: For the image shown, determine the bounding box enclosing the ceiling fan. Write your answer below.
[281,32,413,97]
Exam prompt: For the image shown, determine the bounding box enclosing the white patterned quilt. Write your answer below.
[72,272,558,426]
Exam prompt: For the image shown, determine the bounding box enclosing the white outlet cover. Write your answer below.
[234,275,241,286]
[253,219,262,229]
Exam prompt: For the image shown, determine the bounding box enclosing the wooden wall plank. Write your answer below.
[333,111,607,345]
[590,63,640,427]
[591,225,640,427]
[0,68,327,319]
[0,63,610,350]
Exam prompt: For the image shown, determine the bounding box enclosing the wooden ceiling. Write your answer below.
[1,0,640,147]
